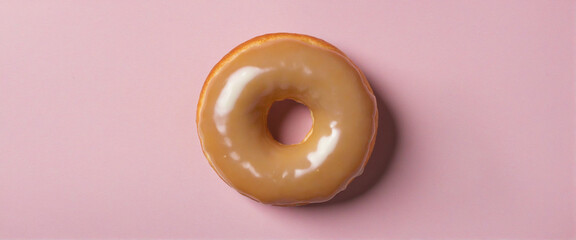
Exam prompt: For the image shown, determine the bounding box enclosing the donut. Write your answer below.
[197,33,378,206]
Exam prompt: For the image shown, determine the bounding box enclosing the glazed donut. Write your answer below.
[197,33,378,206]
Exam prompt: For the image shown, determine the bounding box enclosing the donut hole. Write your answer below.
[267,99,313,145]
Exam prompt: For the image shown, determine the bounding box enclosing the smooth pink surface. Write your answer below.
[267,100,313,145]
[1,1,575,239]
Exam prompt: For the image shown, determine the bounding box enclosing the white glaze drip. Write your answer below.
[294,121,341,178]
[242,162,261,178]
[215,66,268,116]
[214,66,268,134]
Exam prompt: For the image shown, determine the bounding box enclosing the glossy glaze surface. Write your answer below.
[197,34,377,205]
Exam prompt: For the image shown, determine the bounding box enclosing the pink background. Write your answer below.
[1,1,575,239]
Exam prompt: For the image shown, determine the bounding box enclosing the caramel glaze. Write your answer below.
[197,33,378,206]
